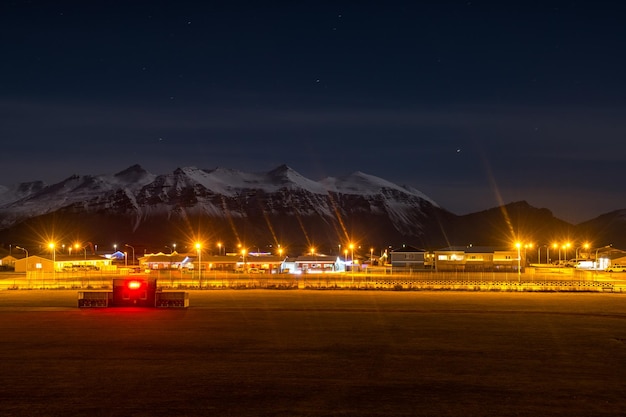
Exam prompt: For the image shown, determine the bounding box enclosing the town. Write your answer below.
[2,239,625,292]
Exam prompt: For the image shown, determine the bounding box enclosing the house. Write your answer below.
[55,254,114,272]
[139,252,193,270]
[283,255,343,274]
[390,245,430,269]
[14,255,54,273]
[138,252,286,274]
[13,254,113,273]
[0,254,22,270]
[240,254,286,273]
[434,246,520,272]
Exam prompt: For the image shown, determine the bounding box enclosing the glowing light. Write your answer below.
[127,280,142,290]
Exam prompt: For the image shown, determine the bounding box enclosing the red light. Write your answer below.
[127,280,142,290]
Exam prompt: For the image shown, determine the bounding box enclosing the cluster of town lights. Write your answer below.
[21,238,607,276]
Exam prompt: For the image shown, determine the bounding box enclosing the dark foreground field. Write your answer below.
[1,290,625,417]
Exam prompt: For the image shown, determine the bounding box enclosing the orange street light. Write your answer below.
[195,242,202,286]
[515,242,522,281]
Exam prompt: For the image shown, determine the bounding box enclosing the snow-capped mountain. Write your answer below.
[2,164,623,250]
[0,164,444,247]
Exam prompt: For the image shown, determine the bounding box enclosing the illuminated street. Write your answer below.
[1,290,625,416]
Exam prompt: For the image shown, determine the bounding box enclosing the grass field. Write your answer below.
[1,290,625,416]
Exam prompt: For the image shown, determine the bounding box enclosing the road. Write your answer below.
[1,290,625,416]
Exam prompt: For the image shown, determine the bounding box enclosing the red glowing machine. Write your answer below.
[78,277,189,308]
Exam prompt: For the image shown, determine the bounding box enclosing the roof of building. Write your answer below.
[392,245,426,253]
[436,246,513,253]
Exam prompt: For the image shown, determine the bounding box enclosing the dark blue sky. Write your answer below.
[2,1,625,223]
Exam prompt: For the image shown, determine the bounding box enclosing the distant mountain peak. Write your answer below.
[113,164,153,184]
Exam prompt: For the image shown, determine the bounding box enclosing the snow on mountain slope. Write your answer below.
[0,181,47,206]
[320,171,438,205]
[0,164,439,235]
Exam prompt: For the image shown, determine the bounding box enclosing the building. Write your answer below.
[14,255,55,273]
[139,252,193,270]
[138,252,287,274]
[283,255,343,274]
[0,254,22,270]
[390,245,430,269]
[434,246,520,272]
[13,254,114,273]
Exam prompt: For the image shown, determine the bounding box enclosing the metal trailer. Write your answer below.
[78,277,189,308]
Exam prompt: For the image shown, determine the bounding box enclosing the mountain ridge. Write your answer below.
[0,164,624,251]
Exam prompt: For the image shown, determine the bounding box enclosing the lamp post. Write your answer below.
[370,247,374,266]
[515,242,521,282]
[15,245,28,258]
[538,245,548,265]
[195,242,202,288]
[349,243,354,271]
[125,244,135,265]
[48,242,56,285]
[15,246,28,269]
[75,243,86,260]
[349,243,355,282]
[576,243,590,260]
[217,242,222,256]
[15,246,29,287]
[241,248,247,272]
[563,242,571,264]
[594,245,612,270]
[523,243,533,266]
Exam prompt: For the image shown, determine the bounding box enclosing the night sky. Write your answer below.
[2,1,625,224]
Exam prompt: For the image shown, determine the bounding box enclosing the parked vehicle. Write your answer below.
[605,264,626,272]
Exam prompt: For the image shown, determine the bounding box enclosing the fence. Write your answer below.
[1,269,624,292]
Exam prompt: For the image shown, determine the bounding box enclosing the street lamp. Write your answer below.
[125,244,135,265]
[349,243,354,271]
[515,242,521,282]
[195,242,202,287]
[217,242,222,256]
[75,243,86,260]
[523,243,533,266]
[537,245,548,265]
[552,243,559,264]
[15,246,28,270]
[576,243,590,260]
[595,244,612,270]
[370,248,374,266]
[563,242,571,263]
[241,248,247,271]
[48,242,56,282]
